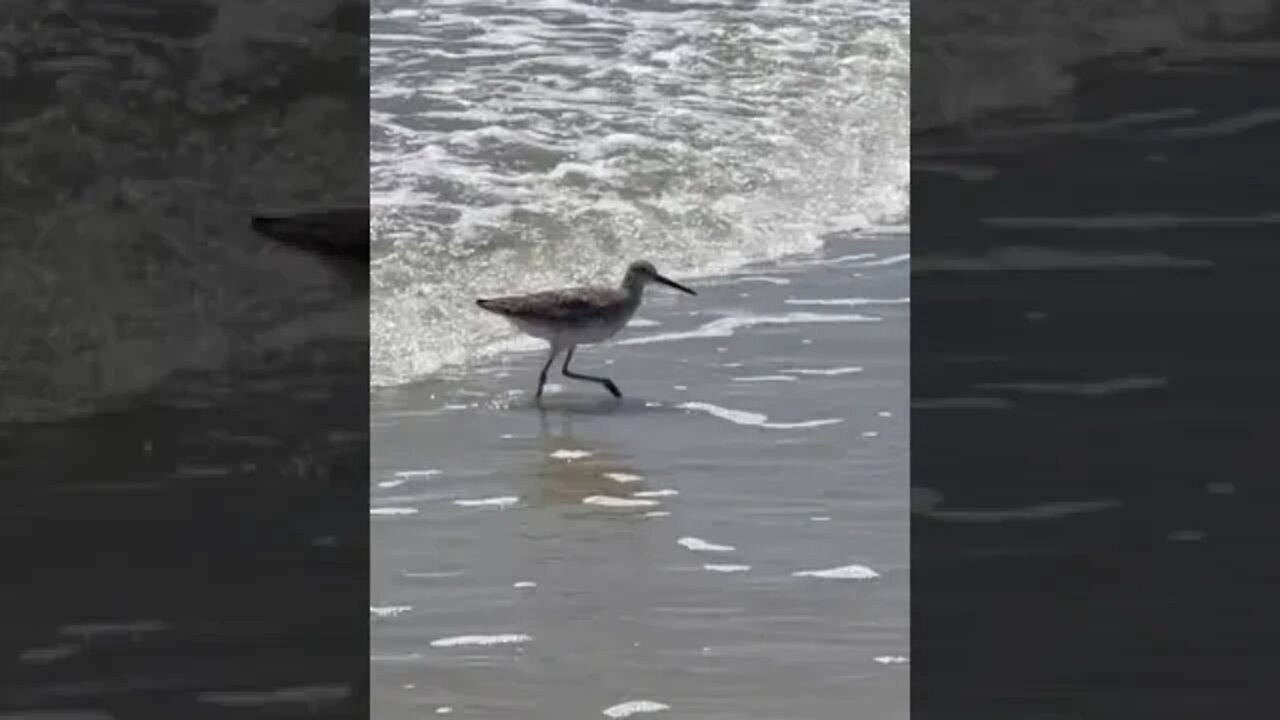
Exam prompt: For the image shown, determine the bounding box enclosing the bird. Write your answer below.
[476,260,697,401]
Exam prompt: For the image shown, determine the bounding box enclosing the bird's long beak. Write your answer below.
[653,272,697,295]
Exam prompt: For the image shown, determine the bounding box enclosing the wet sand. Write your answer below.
[371,231,909,719]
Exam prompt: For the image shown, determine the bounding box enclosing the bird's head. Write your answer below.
[624,260,697,296]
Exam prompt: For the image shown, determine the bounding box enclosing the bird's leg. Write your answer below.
[536,347,560,401]
[561,346,622,398]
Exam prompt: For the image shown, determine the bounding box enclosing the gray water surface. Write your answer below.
[371,1,908,716]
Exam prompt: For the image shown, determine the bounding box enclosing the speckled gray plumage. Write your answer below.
[476,286,635,327]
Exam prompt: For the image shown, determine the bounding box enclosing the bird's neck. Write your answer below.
[622,274,646,301]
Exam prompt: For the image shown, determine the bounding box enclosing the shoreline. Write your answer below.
[371,227,908,394]
[372,229,909,720]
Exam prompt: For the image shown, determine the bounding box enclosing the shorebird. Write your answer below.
[476,260,697,400]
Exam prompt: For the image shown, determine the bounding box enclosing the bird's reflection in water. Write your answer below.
[523,401,648,508]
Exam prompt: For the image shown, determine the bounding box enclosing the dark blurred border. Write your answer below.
[912,7,1280,718]
[0,2,370,718]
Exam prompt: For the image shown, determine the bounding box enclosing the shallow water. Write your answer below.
[371,231,909,719]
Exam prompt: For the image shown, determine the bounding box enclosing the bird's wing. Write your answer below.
[479,288,618,323]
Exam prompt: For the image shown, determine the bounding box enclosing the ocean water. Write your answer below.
[370,0,910,386]
[371,1,909,718]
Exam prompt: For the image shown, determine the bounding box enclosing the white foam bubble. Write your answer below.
[741,275,795,287]
[633,489,678,498]
[395,469,442,479]
[584,495,661,508]
[371,652,423,663]
[644,511,671,518]
[436,707,454,715]
[604,472,645,484]
[403,570,468,580]
[453,496,519,508]
[796,252,877,266]
[679,401,843,430]
[370,606,412,618]
[678,537,735,553]
[784,297,910,307]
[602,700,671,718]
[619,312,881,347]
[842,253,909,269]
[792,564,880,580]
[703,564,751,573]
[874,655,909,664]
[782,366,864,376]
[372,8,418,20]
[551,449,592,460]
[731,375,797,383]
[371,507,419,516]
[514,581,537,588]
[430,634,531,648]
